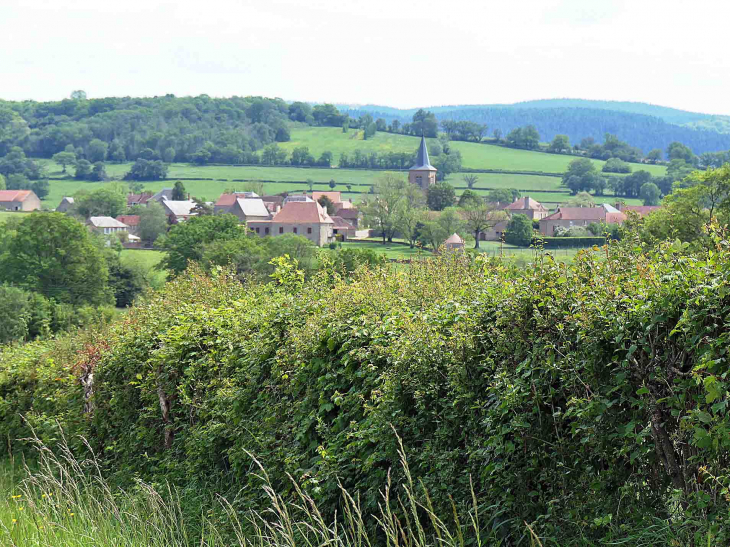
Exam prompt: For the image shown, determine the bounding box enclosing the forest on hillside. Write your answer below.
[343,103,730,155]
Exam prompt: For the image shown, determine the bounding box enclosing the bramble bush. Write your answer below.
[3,230,730,544]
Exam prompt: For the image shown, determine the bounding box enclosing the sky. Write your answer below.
[2,0,729,114]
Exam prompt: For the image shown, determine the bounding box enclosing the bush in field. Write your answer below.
[5,233,730,543]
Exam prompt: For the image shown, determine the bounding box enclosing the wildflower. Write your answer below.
[18,507,24,511]
[11,495,21,499]
[12,519,16,524]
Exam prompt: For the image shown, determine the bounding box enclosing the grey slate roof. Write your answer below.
[88,216,128,228]
[410,135,437,171]
[236,198,270,218]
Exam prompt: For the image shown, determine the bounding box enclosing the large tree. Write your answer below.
[463,202,507,249]
[138,201,169,245]
[0,213,112,306]
[361,173,408,243]
[73,185,127,218]
[427,182,456,211]
[158,213,243,274]
[504,213,534,247]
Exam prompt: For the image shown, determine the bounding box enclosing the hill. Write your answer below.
[340,99,730,155]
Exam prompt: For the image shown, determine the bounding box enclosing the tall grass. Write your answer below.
[0,430,513,547]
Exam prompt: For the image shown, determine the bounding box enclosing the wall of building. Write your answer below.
[408,170,436,191]
[248,222,333,246]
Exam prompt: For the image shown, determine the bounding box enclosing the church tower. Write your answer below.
[409,135,437,191]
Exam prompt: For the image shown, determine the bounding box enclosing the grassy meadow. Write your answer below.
[33,127,661,209]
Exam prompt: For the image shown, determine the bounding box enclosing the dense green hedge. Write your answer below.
[538,236,608,248]
[3,236,730,543]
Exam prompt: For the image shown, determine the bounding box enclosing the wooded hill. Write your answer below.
[341,99,730,155]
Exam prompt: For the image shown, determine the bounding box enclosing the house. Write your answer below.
[409,136,437,190]
[248,201,334,246]
[150,188,174,203]
[127,192,153,207]
[284,194,314,204]
[616,204,661,217]
[481,220,510,241]
[56,197,74,213]
[0,190,41,211]
[262,195,285,214]
[214,192,260,214]
[161,200,197,222]
[502,196,550,220]
[331,216,355,241]
[539,204,627,236]
[88,216,129,235]
[444,233,465,251]
[116,215,141,236]
[229,197,271,223]
[334,206,361,228]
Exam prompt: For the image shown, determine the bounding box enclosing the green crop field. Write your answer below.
[0,211,35,223]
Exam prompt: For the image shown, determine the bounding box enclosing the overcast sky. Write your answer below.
[2,0,728,114]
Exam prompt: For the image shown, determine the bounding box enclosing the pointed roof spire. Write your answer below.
[410,135,437,171]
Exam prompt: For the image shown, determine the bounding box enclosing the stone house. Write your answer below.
[88,216,129,235]
[229,197,271,223]
[248,201,334,247]
[0,190,41,211]
[539,204,627,236]
[502,196,550,220]
[116,215,141,236]
[161,200,197,222]
[56,197,74,213]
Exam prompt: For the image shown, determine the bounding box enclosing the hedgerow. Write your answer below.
[2,231,730,544]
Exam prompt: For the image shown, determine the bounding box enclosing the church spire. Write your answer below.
[413,134,432,169]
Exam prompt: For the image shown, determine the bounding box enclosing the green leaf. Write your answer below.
[636,387,650,396]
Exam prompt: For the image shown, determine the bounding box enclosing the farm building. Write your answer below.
[0,190,41,211]
[539,204,627,236]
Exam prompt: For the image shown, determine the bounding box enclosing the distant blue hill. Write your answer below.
[336,99,730,155]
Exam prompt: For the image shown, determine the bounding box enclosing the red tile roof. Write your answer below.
[116,215,141,226]
[330,216,352,229]
[272,201,333,224]
[215,192,256,207]
[312,191,342,203]
[542,206,627,223]
[619,205,661,217]
[127,193,152,206]
[504,196,547,212]
[0,190,32,202]
[335,207,359,219]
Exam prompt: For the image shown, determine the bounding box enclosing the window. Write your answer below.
[265,227,269,234]
[307,227,312,234]
[279,227,283,234]
[255,227,260,233]
[293,227,298,234]
[416,176,422,185]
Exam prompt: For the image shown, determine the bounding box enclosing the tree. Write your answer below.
[73,184,127,218]
[549,135,570,153]
[361,173,408,243]
[317,195,336,215]
[109,140,126,163]
[602,158,631,173]
[493,128,502,142]
[462,174,478,189]
[667,142,695,164]
[646,149,663,163]
[562,158,598,194]
[640,182,661,206]
[0,107,30,156]
[395,183,427,248]
[87,139,108,163]
[411,109,438,137]
[0,213,111,305]
[172,181,186,200]
[328,179,336,190]
[504,214,533,247]
[306,179,314,192]
[457,189,482,208]
[158,214,243,274]
[70,90,87,100]
[163,147,176,163]
[318,151,333,167]
[288,102,312,122]
[463,202,507,249]
[506,125,540,149]
[427,182,456,211]
[432,150,463,180]
[52,151,76,173]
[345,184,352,193]
[74,159,93,180]
[0,174,5,191]
[90,162,107,182]
[567,191,595,207]
[124,159,168,181]
[487,188,520,205]
[138,201,168,246]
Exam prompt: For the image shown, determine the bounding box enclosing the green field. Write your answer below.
[282,126,668,176]
[35,125,662,210]
[40,165,642,210]
[0,211,35,223]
